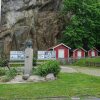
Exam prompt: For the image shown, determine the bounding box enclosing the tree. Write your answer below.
[61,0,100,49]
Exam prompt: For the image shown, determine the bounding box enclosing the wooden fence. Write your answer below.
[85,62,100,67]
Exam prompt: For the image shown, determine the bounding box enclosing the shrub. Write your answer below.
[0,59,5,67]
[35,60,60,77]
[6,68,17,78]
[58,59,67,65]
[10,64,24,67]
[1,76,11,82]
[33,57,37,66]
[73,58,86,66]
[0,69,6,76]
[73,57,100,67]
[2,68,17,82]
[0,58,9,67]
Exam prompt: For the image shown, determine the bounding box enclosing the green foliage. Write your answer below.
[61,0,100,49]
[33,58,37,66]
[73,58,87,66]
[33,54,37,66]
[10,64,24,67]
[6,68,17,78]
[73,57,100,66]
[0,58,9,67]
[35,60,60,77]
[0,69,6,76]
[58,59,67,65]
[2,68,17,82]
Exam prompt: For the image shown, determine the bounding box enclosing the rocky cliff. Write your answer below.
[0,0,64,57]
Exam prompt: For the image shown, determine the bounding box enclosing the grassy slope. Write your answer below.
[73,57,100,66]
[0,73,100,99]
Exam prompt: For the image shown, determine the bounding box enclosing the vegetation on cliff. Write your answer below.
[61,0,100,50]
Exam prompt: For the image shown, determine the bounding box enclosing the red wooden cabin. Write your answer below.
[73,48,87,59]
[48,43,71,60]
[88,48,99,57]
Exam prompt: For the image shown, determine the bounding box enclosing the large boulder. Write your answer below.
[46,73,56,81]
[22,74,30,80]
[27,75,45,82]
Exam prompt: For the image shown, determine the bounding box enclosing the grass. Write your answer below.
[73,57,100,67]
[0,73,100,99]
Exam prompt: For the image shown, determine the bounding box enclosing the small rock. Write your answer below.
[27,75,45,82]
[46,73,56,81]
[13,75,23,82]
[71,97,80,100]
[22,74,30,80]
[7,75,25,83]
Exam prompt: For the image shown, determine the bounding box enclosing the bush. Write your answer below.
[6,68,17,78]
[0,69,6,76]
[73,57,100,67]
[35,60,60,77]
[2,68,17,82]
[58,59,67,65]
[10,64,24,67]
[1,76,11,82]
[73,58,86,66]
[33,57,37,66]
[0,58,9,67]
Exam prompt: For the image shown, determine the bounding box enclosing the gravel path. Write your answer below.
[61,66,100,76]
[61,66,77,73]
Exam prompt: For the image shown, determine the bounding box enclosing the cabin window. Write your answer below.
[78,50,81,58]
[58,49,64,58]
[92,50,95,57]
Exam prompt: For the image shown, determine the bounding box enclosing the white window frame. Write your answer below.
[91,50,95,57]
[58,49,64,58]
[77,50,82,58]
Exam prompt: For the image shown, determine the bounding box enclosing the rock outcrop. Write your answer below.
[0,0,64,57]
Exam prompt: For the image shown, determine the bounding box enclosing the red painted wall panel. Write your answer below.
[88,51,91,57]
[73,49,85,59]
[54,45,69,59]
[95,51,98,56]
[81,49,85,57]
[88,49,98,57]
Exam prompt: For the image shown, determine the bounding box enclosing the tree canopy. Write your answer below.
[60,0,100,50]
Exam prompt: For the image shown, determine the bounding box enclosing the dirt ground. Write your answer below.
[61,66,100,76]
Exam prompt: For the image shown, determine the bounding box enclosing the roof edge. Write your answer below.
[73,48,87,52]
[52,43,71,49]
[88,48,99,52]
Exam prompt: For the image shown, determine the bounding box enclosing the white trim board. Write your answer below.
[53,43,71,49]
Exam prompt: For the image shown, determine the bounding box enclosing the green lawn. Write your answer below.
[0,73,100,99]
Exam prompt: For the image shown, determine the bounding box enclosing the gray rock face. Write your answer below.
[27,75,45,82]
[22,74,30,80]
[0,0,64,57]
[7,75,26,83]
[6,74,56,83]
[46,73,56,80]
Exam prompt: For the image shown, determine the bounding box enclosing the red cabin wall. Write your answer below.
[81,49,85,57]
[88,51,91,57]
[95,51,98,56]
[73,49,85,59]
[88,49,98,57]
[54,45,69,59]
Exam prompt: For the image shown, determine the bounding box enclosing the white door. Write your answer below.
[92,50,95,57]
[58,49,64,58]
[78,51,81,58]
